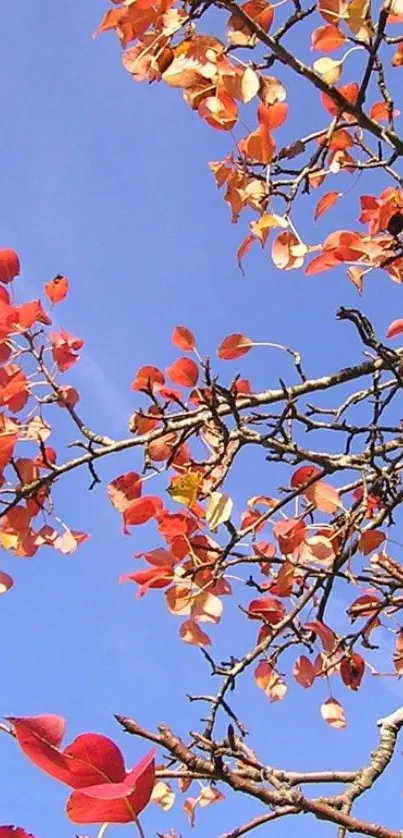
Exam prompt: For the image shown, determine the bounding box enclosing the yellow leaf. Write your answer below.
[0,531,18,551]
[167,472,202,506]
[345,0,372,41]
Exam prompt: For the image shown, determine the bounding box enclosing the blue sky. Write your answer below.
[1,2,403,836]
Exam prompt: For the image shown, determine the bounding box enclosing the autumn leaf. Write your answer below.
[311,23,347,51]
[167,472,202,506]
[205,492,233,530]
[217,333,253,359]
[314,191,341,220]
[0,571,13,594]
[340,653,365,690]
[320,697,347,729]
[386,318,403,339]
[166,357,199,387]
[44,275,69,304]
[255,661,287,701]
[151,781,175,811]
[180,618,211,646]
[171,325,196,351]
[0,249,20,284]
[293,655,316,687]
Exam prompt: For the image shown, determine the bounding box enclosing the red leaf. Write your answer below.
[119,566,174,596]
[0,250,20,284]
[108,472,142,512]
[7,715,73,786]
[293,655,316,687]
[290,465,321,488]
[63,733,126,787]
[123,496,163,528]
[305,620,336,652]
[51,331,83,373]
[66,750,155,824]
[340,653,365,690]
[166,358,199,388]
[314,191,341,220]
[0,829,35,838]
[273,518,306,553]
[44,275,69,304]
[359,530,385,555]
[217,334,252,359]
[386,318,403,339]
[0,571,13,594]
[171,326,196,351]
[246,595,286,624]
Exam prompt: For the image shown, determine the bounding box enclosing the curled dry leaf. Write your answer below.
[151,781,175,811]
[205,492,233,531]
[321,697,347,729]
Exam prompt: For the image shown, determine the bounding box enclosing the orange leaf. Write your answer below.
[314,191,341,220]
[166,357,199,387]
[370,101,400,122]
[217,333,252,359]
[305,481,341,513]
[359,530,385,555]
[257,102,288,129]
[44,275,69,304]
[179,619,211,646]
[171,326,196,351]
[131,365,165,391]
[321,697,347,729]
[311,23,347,51]
[392,43,403,67]
[254,661,287,701]
[239,125,275,164]
[272,231,306,270]
[198,93,238,131]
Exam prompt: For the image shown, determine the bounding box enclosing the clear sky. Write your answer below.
[1,2,403,837]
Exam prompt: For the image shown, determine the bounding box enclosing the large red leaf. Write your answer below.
[7,715,73,786]
[66,750,155,824]
[63,734,126,787]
